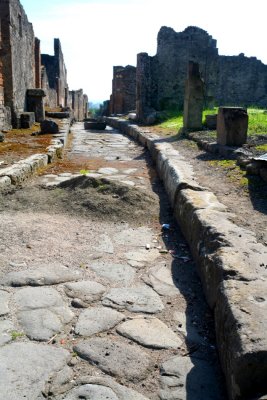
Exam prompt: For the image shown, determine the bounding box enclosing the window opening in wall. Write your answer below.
[18,14,22,37]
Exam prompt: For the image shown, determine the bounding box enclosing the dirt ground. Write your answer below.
[0,176,160,226]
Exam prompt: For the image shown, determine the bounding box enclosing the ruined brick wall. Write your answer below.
[111,65,136,114]
[41,39,68,108]
[153,26,218,110]
[0,0,35,122]
[137,26,267,115]
[217,54,267,107]
[41,66,57,108]
[0,87,11,130]
[136,53,154,121]
[71,89,84,121]
[54,39,67,107]
[83,94,88,119]
[34,38,41,88]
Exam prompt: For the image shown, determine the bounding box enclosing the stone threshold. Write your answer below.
[0,118,71,189]
[106,117,267,400]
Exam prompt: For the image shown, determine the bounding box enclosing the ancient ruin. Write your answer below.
[217,107,248,146]
[110,65,136,115]
[0,0,88,127]
[183,61,204,130]
[107,26,267,123]
[1,1,267,400]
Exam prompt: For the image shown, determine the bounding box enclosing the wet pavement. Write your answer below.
[0,122,226,399]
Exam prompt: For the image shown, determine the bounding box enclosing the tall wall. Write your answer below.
[71,89,85,121]
[136,26,267,119]
[136,53,154,121]
[41,66,57,108]
[0,0,35,123]
[151,26,219,110]
[111,65,136,114]
[217,54,267,107]
[41,39,68,108]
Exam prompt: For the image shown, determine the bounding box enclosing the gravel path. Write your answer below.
[0,123,226,399]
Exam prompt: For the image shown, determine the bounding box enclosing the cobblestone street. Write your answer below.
[0,123,225,399]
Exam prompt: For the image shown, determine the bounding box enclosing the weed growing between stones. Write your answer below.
[11,331,25,340]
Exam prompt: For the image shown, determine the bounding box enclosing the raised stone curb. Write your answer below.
[0,118,71,189]
[106,117,267,400]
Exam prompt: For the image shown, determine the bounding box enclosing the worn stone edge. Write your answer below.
[106,117,267,400]
[0,119,71,189]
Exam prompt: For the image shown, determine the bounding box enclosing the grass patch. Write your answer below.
[157,110,183,132]
[209,159,249,189]
[155,107,267,137]
[11,331,25,340]
[247,109,267,135]
[255,144,267,152]
[80,169,90,175]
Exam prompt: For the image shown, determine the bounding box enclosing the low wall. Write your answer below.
[106,117,267,400]
[0,118,71,190]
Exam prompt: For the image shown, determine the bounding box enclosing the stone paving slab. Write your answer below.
[143,264,179,296]
[75,307,124,337]
[0,290,10,315]
[0,342,70,399]
[90,261,135,284]
[74,337,152,381]
[1,264,82,287]
[0,320,14,346]
[64,280,106,304]
[117,317,182,349]
[102,286,164,313]
[15,287,74,341]
[58,377,150,400]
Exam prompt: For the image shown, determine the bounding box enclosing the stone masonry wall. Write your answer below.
[71,89,84,121]
[217,54,267,107]
[41,39,68,108]
[0,0,35,122]
[152,26,218,110]
[111,65,136,114]
[41,66,57,108]
[136,25,267,116]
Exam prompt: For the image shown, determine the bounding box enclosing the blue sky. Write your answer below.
[21,0,267,103]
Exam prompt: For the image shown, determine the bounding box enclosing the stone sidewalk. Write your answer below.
[106,117,267,400]
[0,123,225,399]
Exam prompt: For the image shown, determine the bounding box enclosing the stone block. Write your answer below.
[41,119,59,134]
[217,107,248,146]
[0,132,5,142]
[20,112,35,129]
[205,114,217,129]
[215,279,267,400]
[183,62,204,130]
[0,176,11,189]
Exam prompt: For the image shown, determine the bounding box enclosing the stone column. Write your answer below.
[27,89,46,122]
[217,107,248,146]
[183,61,204,130]
[136,53,151,123]
[34,38,41,89]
